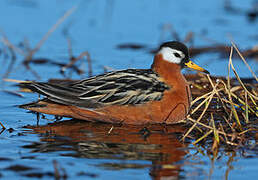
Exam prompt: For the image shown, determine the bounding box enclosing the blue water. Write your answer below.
[0,0,257,179]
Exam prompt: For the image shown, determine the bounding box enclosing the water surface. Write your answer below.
[0,0,257,179]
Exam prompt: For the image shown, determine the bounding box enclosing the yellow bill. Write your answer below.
[185,60,210,74]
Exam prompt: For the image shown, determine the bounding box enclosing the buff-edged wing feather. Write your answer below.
[20,69,171,109]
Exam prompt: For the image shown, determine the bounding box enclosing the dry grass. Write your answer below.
[183,44,257,153]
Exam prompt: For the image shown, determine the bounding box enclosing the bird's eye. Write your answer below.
[174,53,181,58]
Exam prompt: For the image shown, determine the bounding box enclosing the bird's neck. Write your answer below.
[152,54,184,85]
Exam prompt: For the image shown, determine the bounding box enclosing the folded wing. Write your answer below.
[21,69,170,108]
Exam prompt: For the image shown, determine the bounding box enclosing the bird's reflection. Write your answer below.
[23,120,189,179]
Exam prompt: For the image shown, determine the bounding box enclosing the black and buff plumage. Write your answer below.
[21,69,170,108]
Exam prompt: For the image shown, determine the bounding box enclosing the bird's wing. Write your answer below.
[21,69,170,108]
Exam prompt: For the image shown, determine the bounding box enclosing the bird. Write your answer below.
[20,41,209,125]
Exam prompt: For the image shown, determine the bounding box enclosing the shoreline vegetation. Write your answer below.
[184,44,257,154]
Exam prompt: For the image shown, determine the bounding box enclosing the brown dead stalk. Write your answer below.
[0,120,6,129]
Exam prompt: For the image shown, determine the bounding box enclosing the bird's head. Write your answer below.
[157,41,209,74]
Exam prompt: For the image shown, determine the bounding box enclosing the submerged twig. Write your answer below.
[0,120,6,129]
[53,160,67,180]
[61,29,92,77]
[61,51,92,77]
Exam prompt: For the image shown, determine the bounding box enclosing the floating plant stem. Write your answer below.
[0,121,6,129]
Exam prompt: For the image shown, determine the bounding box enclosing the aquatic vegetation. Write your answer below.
[183,44,257,154]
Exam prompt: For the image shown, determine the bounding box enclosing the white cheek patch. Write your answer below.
[158,47,185,64]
